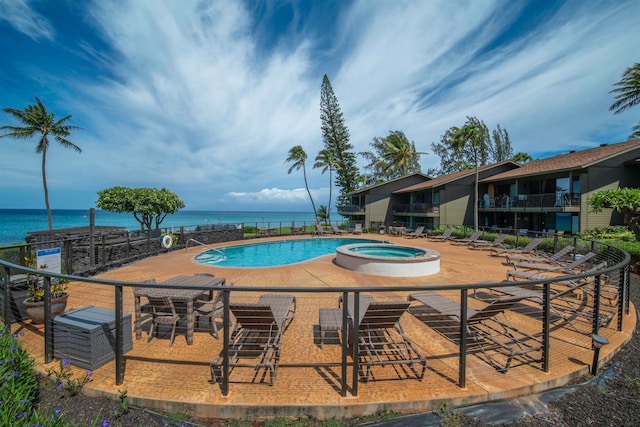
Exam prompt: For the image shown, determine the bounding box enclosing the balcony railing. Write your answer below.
[336,205,365,214]
[480,192,581,210]
[393,203,438,215]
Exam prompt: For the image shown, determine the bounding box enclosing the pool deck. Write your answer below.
[11,233,636,421]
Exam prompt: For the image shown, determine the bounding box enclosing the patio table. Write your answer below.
[134,274,225,344]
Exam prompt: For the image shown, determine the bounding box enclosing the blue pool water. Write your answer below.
[195,238,384,267]
[348,245,426,257]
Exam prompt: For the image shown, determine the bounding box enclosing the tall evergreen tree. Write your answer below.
[1,96,82,230]
[320,74,359,205]
[609,62,640,139]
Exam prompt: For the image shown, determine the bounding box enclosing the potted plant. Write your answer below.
[22,257,68,324]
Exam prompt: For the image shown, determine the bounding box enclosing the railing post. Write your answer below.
[459,289,468,388]
[2,266,10,326]
[352,292,360,396]
[221,289,230,397]
[624,264,631,315]
[89,210,95,267]
[542,282,550,372]
[115,284,124,385]
[617,266,626,331]
[43,276,53,363]
[341,291,349,397]
[592,274,602,337]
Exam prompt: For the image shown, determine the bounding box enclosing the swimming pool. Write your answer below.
[194,238,384,267]
[335,243,440,277]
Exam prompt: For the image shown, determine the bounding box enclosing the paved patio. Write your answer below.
[11,234,636,421]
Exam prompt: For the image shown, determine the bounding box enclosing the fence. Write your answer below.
[1,230,631,399]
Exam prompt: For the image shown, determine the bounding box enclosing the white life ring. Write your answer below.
[161,235,173,248]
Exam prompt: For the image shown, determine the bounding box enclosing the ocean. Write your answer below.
[0,209,320,245]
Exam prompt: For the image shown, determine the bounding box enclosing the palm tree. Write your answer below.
[452,118,488,231]
[511,152,533,164]
[285,145,318,221]
[381,131,425,177]
[1,97,82,230]
[610,63,640,139]
[313,149,336,224]
[316,205,329,225]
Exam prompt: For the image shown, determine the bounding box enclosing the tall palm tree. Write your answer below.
[1,97,82,230]
[285,145,318,221]
[452,119,488,231]
[381,131,425,177]
[609,63,640,139]
[313,148,336,224]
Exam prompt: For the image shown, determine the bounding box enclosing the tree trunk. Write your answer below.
[303,166,318,220]
[42,147,53,230]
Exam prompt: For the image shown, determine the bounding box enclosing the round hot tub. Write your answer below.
[335,243,440,277]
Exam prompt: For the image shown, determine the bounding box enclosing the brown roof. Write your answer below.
[482,139,640,182]
[395,161,519,193]
[347,173,430,195]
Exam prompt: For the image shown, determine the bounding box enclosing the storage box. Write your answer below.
[53,306,132,370]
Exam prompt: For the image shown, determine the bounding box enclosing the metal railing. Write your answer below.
[1,232,631,398]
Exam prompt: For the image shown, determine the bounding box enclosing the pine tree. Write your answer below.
[320,74,360,205]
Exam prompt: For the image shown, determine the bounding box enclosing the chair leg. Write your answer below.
[212,316,219,339]
[147,321,155,343]
[169,322,176,346]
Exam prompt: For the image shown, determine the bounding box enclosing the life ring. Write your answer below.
[161,235,173,248]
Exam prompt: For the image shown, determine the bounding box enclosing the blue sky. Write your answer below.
[1,0,639,212]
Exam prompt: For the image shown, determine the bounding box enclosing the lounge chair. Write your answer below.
[352,300,427,381]
[490,262,615,333]
[490,237,543,257]
[449,230,483,245]
[210,294,296,385]
[426,228,453,242]
[315,223,328,236]
[407,291,542,372]
[468,233,509,250]
[403,225,425,239]
[505,245,575,265]
[330,223,349,234]
[509,252,596,275]
[352,223,363,235]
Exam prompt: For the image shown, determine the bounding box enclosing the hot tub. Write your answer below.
[335,243,440,277]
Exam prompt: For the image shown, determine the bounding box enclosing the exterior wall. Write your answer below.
[364,193,392,229]
[440,185,473,226]
[581,162,640,232]
[351,174,430,229]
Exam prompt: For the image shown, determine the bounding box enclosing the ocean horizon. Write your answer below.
[0,209,324,245]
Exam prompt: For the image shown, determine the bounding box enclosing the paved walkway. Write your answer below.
[11,234,636,421]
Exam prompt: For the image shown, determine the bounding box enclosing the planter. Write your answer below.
[23,293,69,324]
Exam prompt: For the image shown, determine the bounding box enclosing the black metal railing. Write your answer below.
[1,233,630,398]
[479,192,582,210]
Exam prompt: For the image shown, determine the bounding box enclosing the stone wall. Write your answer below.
[24,226,244,275]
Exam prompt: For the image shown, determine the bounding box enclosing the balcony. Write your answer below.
[393,203,439,216]
[480,192,581,210]
[337,205,365,215]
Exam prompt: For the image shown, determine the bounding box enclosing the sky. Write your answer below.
[1,0,639,212]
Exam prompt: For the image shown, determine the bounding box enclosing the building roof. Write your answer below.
[346,173,431,196]
[482,139,640,182]
[394,161,519,193]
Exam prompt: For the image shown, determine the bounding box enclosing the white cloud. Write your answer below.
[2,0,640,210]
[0,0,54,41]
